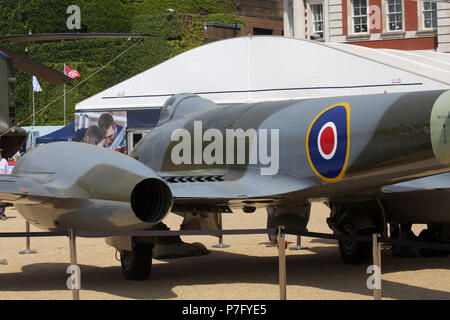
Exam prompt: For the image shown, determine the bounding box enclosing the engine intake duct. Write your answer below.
[131,178,173,224]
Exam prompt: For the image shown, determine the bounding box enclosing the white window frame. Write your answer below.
[421,1,438,30]
[306,0,327,41]
[310,3,324,38]
[350,0,370,35]
[383,0,405,33]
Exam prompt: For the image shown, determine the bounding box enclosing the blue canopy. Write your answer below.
[36,121,75,144]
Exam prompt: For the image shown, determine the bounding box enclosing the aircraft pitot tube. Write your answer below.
[7,142,173,231]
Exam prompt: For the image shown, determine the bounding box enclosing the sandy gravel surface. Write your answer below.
[0,203,449,300]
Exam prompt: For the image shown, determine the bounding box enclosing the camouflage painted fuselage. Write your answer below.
[132,90,450,209]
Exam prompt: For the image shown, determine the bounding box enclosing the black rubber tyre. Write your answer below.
[120,244,153,280]
[338,222,373,265]
[418,229,449,258]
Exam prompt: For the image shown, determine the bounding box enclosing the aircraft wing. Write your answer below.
[0,46,73,85]
[0,33,156,42]
[381,173,450,193]
[161,169,317,209]
[0,173,91,204]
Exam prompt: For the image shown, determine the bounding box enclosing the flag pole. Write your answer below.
[32,77,35,127]
[63,64,66,126]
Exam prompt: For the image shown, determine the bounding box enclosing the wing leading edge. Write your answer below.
[163,169,317,209]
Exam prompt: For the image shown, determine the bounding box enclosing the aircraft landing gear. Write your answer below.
[338,220,373,264]
[266,202,311,244]
[390,224,418,257]
[417,225,450,258]
[328,201,384,265]
[120,244,153,280]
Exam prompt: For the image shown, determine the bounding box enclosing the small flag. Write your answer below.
[32,76,42,92]
[64,64,80,79]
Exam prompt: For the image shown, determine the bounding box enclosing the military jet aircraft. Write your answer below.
[0,89,449,280]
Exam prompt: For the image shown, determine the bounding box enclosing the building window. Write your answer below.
[352,0,368,33]
[387,0,403,31]
[253,27,273,35]
[311,4,324,39]
[423,1,437,29]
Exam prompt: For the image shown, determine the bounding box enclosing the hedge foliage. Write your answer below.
[0,0,240,126]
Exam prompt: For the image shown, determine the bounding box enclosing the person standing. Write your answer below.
[0,149,10,220]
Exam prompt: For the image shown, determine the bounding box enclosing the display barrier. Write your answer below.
[289,235,308,251]
[19,222,38,255]
[212,213,230,249]
[0,227,449,300]
[284,229,450,251]
[278,226,287,300]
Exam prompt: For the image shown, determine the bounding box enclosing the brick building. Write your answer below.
[203,0,450,52]
[204,0,284,41]
[283,0,450,51]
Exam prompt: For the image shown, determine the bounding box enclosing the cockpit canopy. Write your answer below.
[158,93,217,125]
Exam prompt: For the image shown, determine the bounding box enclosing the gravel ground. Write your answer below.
[0,203,449,300]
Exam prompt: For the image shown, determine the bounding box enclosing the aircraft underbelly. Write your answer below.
[382,190,450,224]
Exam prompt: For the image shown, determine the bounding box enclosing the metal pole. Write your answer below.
[212,213,230,248]
[278,225,287,300]
[289,234,308,250]
[64,83,66,127]
[32,81,35,127]
[19,222,37,254]
[63,64,66,126]
[69,228,80,300]
[372,234,382,300]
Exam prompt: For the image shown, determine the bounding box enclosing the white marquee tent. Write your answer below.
[75,36,450,112]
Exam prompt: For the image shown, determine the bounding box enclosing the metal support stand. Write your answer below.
[289,235,308,250]
[212,213,230,248]
[19,222,37,254]
[69,229,80,300]
[372,234,382,300]
[278,226,287,300]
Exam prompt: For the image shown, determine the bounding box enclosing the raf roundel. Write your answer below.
[306,103,350,182]
[317,122,337,160]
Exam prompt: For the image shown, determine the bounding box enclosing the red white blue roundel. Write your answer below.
[306,103,350,182]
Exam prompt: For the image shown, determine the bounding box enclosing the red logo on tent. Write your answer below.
[65,65,80,79]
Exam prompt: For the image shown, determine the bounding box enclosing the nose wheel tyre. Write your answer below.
[120,244,153,280]
[338,222,373,265]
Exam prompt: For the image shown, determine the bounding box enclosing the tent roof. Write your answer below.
[75,36,450,112]
[35,121,75,144]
